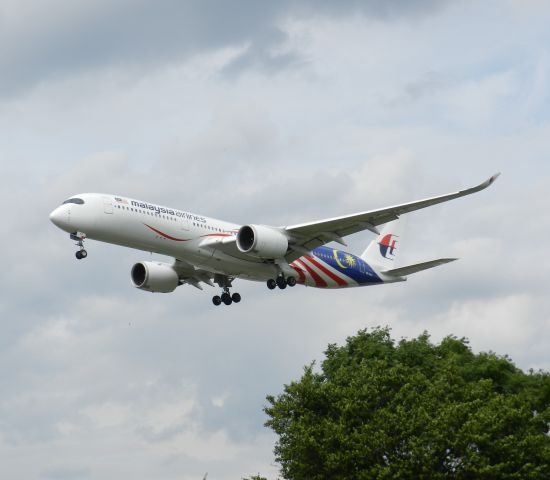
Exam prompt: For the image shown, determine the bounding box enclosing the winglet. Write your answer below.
[487,172,501,186]
[480,172,500,190]
[460,172,501,196]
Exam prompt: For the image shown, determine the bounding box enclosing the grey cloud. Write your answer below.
[0,0,447,96]
[402,71,457,101]
[41,466,90,480]
[293,0,448,20]
[221,46,303,78]
[0,0,282,96]
[1,2,549,478]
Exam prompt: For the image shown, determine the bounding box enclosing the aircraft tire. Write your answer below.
[80,249,88,258]
[212,295,222,306]
[223,296,233,306]
[75,251,83,260]
[287,277,297,287]
[267,279,277,290]
[276,277,287,289]
[232,293,241,303]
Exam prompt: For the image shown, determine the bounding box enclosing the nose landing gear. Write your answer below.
[75,249,87,260]
[71,232,88,260]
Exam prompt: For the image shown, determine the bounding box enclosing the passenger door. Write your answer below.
[103,197,113,214]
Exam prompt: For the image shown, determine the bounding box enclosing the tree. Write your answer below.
[264,327,550,479]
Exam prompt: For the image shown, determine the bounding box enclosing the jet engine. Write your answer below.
[131,261,179,293]
[236,224,289,259]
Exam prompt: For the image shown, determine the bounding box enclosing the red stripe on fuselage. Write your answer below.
[290,264,306,284]
[295,259,327,288]
[305,255,348,287]
[144,224,190,242]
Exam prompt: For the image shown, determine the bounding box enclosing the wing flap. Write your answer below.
[173,259,215,289]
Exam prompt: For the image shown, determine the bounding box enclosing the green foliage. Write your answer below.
[264,327,550,480]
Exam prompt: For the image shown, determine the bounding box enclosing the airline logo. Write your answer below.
[378,234,397,259]
[130,200,206,223]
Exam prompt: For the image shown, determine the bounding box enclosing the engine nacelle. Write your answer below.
[236,224,289,259]
[131,261,179,293]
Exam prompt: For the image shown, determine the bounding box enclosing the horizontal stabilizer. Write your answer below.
[382,258,457,277]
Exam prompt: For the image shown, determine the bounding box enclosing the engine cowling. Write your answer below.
[236,224,289,259]
[131,261,179,293]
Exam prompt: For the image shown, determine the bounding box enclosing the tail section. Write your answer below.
[361,218,457,280]
[361,219,404,269]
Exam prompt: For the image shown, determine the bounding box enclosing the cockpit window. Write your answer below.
[62,198,85,205]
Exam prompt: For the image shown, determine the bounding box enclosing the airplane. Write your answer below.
[49,173,499,306]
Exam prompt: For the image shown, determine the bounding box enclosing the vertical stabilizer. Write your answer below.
[361,219,404,269]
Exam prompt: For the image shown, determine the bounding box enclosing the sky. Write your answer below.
[1,0,549,478]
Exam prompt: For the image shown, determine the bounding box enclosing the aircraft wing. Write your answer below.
[173,258,216,290]
[283,173,500,261]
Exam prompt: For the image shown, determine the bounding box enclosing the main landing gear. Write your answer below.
[212,287,241,306]
[71,232,87,260]
[267,275,296,290]
[212,275,241,306]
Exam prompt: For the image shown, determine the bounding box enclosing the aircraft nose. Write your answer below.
[49,206,71,231]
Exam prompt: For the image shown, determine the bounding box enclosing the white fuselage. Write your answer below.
[50,193,287,282]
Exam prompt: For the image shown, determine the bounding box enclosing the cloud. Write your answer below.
[394,293,550,371]
[41,466,90,480]
[0,0,448,97]
[443,70,518,128]
[1,1,550,479]
[0,295,281,478]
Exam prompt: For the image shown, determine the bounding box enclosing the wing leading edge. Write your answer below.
[284,173,500,261]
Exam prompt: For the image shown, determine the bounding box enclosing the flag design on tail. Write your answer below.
[361,219,404,269]
[378,233,398,260]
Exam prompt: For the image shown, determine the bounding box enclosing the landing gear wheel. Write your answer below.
[221,292,231,304]
[215,279,238,306]
[75,251,83,260]
[231,293,241,303]
[80,249,87,258]
[287,276,297,287]
[276,276,287,289]
[267,279,277,290]
[222,295,233,306]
